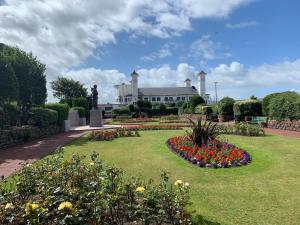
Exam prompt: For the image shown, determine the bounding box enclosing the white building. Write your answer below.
[114,70,208,104]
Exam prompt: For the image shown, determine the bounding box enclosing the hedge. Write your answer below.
[269,96,300,120]
[45,103,70,125]
[112,107,131,115]
[29,108,58,127]
[217,97,235,116]
[194,105,213,115]
[73,97,89,117]
[71,107,85,118]
[233,100,262,117]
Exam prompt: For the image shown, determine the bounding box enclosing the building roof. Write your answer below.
[138,86,198,96]
[199,70,207,75]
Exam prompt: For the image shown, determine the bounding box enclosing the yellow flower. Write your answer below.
[58,201,73,211]
[136,187,145,193]
[174,180,183,186]
[89,162,95,166]
[25,203,39,214]
[5,203,14,210]
[184,182,190,187]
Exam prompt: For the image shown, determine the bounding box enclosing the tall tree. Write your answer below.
[51,77,88,103]
[0,62,18,106]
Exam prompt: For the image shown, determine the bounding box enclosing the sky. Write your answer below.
[0,0,300,103]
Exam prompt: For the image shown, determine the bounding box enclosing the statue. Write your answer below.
[91,84,98,109]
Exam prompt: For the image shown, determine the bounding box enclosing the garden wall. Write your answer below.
[0,125,63,150]
[267,120,300,132]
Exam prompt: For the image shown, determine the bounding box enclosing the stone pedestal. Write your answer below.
[90,109,103,127]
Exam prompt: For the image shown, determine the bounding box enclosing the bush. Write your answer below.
[0,153,191,225]
[218,97,235,115]
[70,107,85,118]
[72,97,89,117]
[233,100,262,117]
[112,107,131,115]
[188,96,205,111]
[194,105,213,115]
[29,108,58,127]
[45,103,69,125]
[166,107,178,115]
[262,91,299,116]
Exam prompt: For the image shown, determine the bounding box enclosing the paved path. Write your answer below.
[0,131,86,178]
[265,128,300,139]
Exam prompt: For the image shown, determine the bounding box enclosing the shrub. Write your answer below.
[70,107,85,118]
[217,123,265,136]
[188,96,205,111]
[233,100,262,117]
[186,118,219,146]
[112,107,131,115]
[161,115,180,121]
[45,103,69,125]
[72,97,89,117]
[195,105,213,115]
[166,107,178,115]
[0,153,191,225]
[218,97,235,115]
[268,94,300,120]
[29,107,58,127]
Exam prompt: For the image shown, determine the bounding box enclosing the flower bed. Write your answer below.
[114,117,157,123]
[88,129,140,141]
[121,125,184,130]
[159,120,191,124]
[167,136,251,168]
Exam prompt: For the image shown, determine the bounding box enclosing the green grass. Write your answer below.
[6,130,300,225]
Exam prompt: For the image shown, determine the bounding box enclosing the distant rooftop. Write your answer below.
[138,87,198,96]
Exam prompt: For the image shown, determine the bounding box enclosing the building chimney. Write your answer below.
[131,70,139,103]
[184,78,191,87]
[198,71,206,96]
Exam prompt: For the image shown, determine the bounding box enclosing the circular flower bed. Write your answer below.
[167,136,251,168]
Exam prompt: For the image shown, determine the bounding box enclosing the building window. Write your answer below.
[177,96,181,101]
[152,97,156,101]
[164,97,168,102]
[144,97,148,101]
[182,97,186,101]
[125,98,128,102]
[169,97,174,101]
[157,97,161,101]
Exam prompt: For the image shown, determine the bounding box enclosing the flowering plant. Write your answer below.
[121,125,185,130]
[0,152,192,224]
[167,136,251,168]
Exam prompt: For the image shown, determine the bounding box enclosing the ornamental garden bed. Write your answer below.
[121,125,185,130]
[167,136,251,168]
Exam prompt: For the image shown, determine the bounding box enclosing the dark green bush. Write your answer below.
[45,103,69,125]
[71,107,85,118]
[188,96,205,111]
[233,100,262,117]
[218,97,235,115]
[269,95,300,120]
[166,107,178,115]
[29,108,58,127]
[72,97,89,117]
[112,107,131,115]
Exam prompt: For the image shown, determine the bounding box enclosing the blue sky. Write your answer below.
[1,0,300,102]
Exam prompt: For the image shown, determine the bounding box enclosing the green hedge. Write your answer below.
[73,97,89,117]
[269,96,300,120]
[71,107,85,118]
[29,108,58,127]
[194,105,213,115]
[45,103,69,125]
[233,100,262,117]
[217,97,235,116]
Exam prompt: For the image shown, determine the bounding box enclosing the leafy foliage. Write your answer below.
[194,105,213,115]
[70,107,85,118]
[28,107,58,127]
[45,103,70,125]
[217,97,235,116]
[0,62,18,105]
[186,118,219,146]
[233,100,262,117]
[72,97,89,117]
[51,77,88,102]
[188,96,205,112]
[0,153,191,225]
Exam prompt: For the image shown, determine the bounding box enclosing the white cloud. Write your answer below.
[141,43,174,61]
[226,21,259,29]
[190,35,232,60]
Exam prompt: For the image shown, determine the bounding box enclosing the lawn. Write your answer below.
[44,131,300,224]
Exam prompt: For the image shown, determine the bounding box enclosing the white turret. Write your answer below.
[184,78,191,87]
[131,70,138,103]
[198,71,206,97]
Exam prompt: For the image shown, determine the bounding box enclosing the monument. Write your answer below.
[89,84,103,127]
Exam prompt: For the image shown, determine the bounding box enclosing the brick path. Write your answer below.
[265,128,300,139]
[0,131,86,178]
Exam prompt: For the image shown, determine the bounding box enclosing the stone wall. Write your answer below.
[267,120,300,132]
[0,125,63,150]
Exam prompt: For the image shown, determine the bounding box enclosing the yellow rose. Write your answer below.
[174,180,183,186]
[58,201,73,211]
[5,203,14,210]
[135,187,145,193]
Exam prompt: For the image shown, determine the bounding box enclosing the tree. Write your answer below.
[51,77,88,102]
[0,62,18,106]
[250,95,258,100]
[217,97,235,115]
[188,96,205,112]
